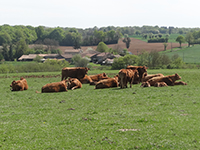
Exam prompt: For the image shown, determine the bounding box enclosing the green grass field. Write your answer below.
[1,69,200,149]
[160,44,200,64]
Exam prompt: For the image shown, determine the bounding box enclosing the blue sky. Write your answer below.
[1,0,199,28]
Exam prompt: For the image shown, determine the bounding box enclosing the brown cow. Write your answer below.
[126,65,148,82]
[67,78,82,90]
[142,73,164,82]
[10,77,28,91]
[42,80,68,93]
[89,73,108,82]
[174,81,188,85]
[154,82,168,87]
[79,75,93,84]
[61,67,90,81]
[118,69,139,88]
[95,76,119,89]
[148,73,181,86]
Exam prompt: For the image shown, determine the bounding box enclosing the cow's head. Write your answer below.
[10,80,16,87]
[175,73,181,80]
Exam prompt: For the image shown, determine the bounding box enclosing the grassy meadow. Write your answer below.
[1,69,200,149]
[161,44,200,64]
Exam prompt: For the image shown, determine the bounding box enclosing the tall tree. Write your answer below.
[185,32,194,47]
[15,39,28,59]
[176,35,185,47]
[122,34,131,49]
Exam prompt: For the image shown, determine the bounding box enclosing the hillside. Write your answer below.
[59,38,188,55]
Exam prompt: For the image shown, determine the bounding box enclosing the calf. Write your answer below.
[10,77,28,91]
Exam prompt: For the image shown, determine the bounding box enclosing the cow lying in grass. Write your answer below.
[79,75,93,84]
[142,73,164,82]
[79,73,109,85]
[95,76,119,89]
[41,80,68,93]
[67,78,82,90]
[147,73,181,86]
[141,73,183,87]
[10,77,28,91]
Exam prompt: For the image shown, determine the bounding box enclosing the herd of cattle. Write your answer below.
[10,66,187,92]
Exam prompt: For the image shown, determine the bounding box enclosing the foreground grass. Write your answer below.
[1,69,200,149]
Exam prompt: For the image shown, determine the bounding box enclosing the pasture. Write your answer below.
[161,44,200,64]
[1,69,200,149]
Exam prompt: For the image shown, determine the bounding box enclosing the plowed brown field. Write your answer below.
[59,38,188,55]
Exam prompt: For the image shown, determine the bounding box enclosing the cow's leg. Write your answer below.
[71,86,79,90]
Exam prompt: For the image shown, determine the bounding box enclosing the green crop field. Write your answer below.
[160,44,200,64]
[1,69,200,149]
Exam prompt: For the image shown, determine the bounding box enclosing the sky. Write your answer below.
[1,0,200,29]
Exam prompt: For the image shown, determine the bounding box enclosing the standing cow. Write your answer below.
[126,65,148,82]
[61,67,90,81]
[118,69,139,88]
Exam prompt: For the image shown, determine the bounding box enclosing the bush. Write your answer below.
[111,55,139,69]
[148,38,168,43]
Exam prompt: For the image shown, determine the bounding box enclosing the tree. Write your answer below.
[2,44,9,61]
[15,39,28,59]
[185,32,194,47]
[48,27,64,44]
[0,32,11,45]
[71,54,89,67]
[122,34,131,49]
[176,35,185,47]
[96,42,109,52]
[9,44,14,61]
[163,43,168,51]
[35,26,45,41]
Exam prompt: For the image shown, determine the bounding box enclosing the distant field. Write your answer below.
[160,44,200,64]
[1,69,200,149]
[129,34,186,43]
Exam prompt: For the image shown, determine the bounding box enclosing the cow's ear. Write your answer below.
[103,72,106,76]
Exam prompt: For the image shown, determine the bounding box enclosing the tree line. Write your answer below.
[0,24,199,61]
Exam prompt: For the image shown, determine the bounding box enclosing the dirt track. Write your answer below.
[59,38,188,55]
